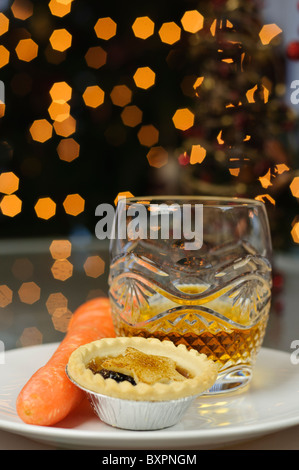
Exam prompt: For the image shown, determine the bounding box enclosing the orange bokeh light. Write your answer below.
[137,124,159,147]
[133,66,156,89]
[11,0,33,20]
[110,85,132,107]
[0,45,10,68]
[291,220,299,244]
[29,119,53,143]
[12,257,34,281]
[181,10,204,33]
[0,13,9,36]
[132,16,154,39]
[94,17,117,40]
[18,281,40,304]
[0,285,13,308]
[114,191,134,205]
[49,28,72,52]
[0,172,19,194]
[34,197,56,219]
[82,85,105,108]
[49,239,72,259]
[146,146,168,168]
[18,327,43,347]
[48,0,72,17]
[0,195,22,217]
[158,22,181,45]
[83,255,105,278]
[53,115,76,137]
[50,81,72,102]
[57,137,80,162]
[46,292,68,316]
[121,105,143,127]
[63,193,85,215]
[15,38,38,62]
[259,23,282,45]
[290,176,299,198]
[190,144,207,164]
[48,101,70,122]
[172,108,194,131]
[51,259,73,281]
[85,46,107,69]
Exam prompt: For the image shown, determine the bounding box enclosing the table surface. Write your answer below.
[0,237,298,450]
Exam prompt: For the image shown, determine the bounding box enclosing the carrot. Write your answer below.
[16,297,115,426]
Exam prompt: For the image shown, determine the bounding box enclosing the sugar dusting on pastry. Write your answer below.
[100,347,186,385]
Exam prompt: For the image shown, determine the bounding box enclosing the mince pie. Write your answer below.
[66,336,218,401]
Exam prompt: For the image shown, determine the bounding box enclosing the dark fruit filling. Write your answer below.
[98,368,137,386]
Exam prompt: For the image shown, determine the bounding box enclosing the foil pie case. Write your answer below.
[66,366,198,431]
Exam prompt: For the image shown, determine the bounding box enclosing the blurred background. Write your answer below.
[0,0,298,350]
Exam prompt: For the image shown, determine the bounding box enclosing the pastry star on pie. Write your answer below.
[93,347,186,385]
[67,336,218,401]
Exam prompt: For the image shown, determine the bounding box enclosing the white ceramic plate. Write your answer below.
[0,343,299,450]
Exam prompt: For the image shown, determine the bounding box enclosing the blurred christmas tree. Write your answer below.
[170,0,298,250]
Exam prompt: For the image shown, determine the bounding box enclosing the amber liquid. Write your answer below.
[112,284,269,371]
[116,318,268,370]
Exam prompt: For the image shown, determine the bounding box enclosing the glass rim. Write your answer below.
[124,195,265,208]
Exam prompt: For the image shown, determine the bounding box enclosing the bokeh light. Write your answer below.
[0,13,9,36]
[29,119,53,143]
[48,0,72,17]
[11,258,34,281]
[137,124,159,147]
[50,81,72,102]
[85,46,107,69]
[94,17,117,40]
[51,259,73,281]
[181,10,204,33]
[290,176,299,198]
[46,292,68,316]
[83,255,105,278]
[0,285,13,308]
[146,146,168,168]
[114,191,134,205]
[133,66,156,89]
[34,197,56,219]
[18,281,41,304]
[63,193,85,215]
[0,195,22,217]
[259,23,282,45]
[110,85,132,107]
[120,105,143,127]
[11,0,33,20]
[82,85,105,108]
[48,101,70,122]
[158,22,181,45]
[0,45,10,68]
[15,38,38,62]
[18,327,43,347]
[132,16,154,39]
[53,115,76,137]
[57,138,80,161]
[172,108,194,130]
[49,239,72,259]
[291,219,299,244]
[49,28,72,52]
[0,172,19,194]
[189,144,207,164]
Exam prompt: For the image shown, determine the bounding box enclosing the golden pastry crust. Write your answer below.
[67,337,218,401]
